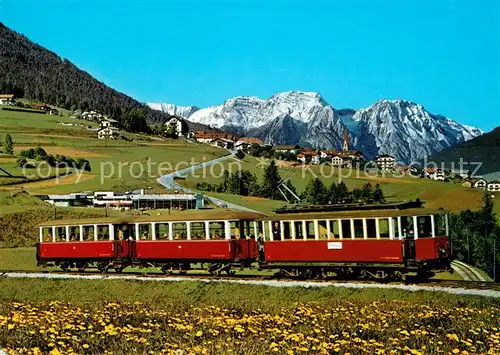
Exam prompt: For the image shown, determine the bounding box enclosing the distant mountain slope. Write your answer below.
[0,22,184,128]
[150,92,483,163]
[428,127,500,176]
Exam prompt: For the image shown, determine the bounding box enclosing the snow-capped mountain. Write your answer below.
[147,103,199,118]
[351,99,483,163]
[147,91,483,163]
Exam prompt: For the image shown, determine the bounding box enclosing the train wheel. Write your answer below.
[59,262,70,272]
[76,262,87,272]
[161,265,173,275]
[98,262,109,274]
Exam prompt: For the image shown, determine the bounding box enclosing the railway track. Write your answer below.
[1,269,499,294]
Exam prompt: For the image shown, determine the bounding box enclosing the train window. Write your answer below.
[293,221,303,240]
[435,214,447,236]
[417,216,432,238]
[239,220,255,239]
[353,220,364,238]
[318,220,329,240]
[366,219,377,239]
[378,219,390,239]
[281,221,292,240]
[82,226,94,241]
[305,221,315,239]
[400,216,415,239]
[68,226,80,241]
[229,221,243,239]
[209,221,225,239]
[172,222,187,240]
[328,220,340,239]
[42,227,53,242]
[96,225,110,241]
[341,220,352,239]
[392,217,400,239]
[56,227,66,241]
[191,222,205,240]
[115,224,134,241]
[156,223,169,240]
[138,224,151,240]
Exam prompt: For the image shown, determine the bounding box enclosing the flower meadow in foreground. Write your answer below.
[0,301,499,354]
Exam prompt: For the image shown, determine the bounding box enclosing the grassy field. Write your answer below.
[0,278,498,354]
[0,106,227,194]
[183,156,500,215]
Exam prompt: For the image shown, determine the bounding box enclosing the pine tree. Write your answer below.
[336,181,349,202]
[302,178,328,205]
[373,184,386,203]
[4,134,14,155]
[260,160,281,200]
[328,182,338,204]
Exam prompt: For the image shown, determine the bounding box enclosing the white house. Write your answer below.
[0,94,16,105]
[210,138,235,149]
[275,145,301,155]
[164,116,189,136]
[425,168,447,181]
[487,181,500,192]
[331,154,354,168]
[100,117,119,128]
[473,178,487,189]
[375,155,396,170]
[98,126,120,140]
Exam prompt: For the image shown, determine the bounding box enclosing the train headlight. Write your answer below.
[439,247,447,256]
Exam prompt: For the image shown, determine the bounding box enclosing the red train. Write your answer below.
[36,202,452,281]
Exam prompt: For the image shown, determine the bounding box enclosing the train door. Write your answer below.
[401,216,416,262]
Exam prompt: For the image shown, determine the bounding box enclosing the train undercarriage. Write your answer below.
[39,258,451,282]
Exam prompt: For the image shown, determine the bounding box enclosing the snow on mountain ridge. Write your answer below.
[148,92,482,163]
[146,102,199,118]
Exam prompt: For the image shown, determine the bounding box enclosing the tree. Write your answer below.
[4,134,14,155]
[302,178,328,205]
[373,184,386,203]
[121,108,150,133]
[16,156,27,168]
[361,183,373,202]
[248,144,263,157]
[328,182,339,204]
[336,181,349,202]
[235,150,245,159]
[165,123,178,138]
[260,160,282,200]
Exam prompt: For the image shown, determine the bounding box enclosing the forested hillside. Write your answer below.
[0,22,211,132]
[428,127,500,175]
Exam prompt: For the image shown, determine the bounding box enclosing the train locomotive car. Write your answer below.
[36,202,452,280]
[257,202,451,280]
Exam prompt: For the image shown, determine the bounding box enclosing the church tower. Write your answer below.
[343,129,349,152]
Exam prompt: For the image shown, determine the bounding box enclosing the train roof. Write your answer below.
[266,207,446,221]
[38,209,266,227]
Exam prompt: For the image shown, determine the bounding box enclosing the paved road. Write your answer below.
[156,150,259,213]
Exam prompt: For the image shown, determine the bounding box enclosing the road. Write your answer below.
[156,150,259,212]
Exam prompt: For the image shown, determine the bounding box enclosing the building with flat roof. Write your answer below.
[131,193,204,210]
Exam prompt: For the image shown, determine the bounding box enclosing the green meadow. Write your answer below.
[182,155,500,215]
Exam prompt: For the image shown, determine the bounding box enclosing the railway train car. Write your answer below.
[37,210,263,274]
[36,202,452,280]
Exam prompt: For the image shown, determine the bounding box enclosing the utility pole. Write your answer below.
[494,238,496,281]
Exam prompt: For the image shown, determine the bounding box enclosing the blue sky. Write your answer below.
[1,0,498,131]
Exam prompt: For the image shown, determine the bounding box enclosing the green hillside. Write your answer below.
[183,156,500,215]
[428,126,500,175]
